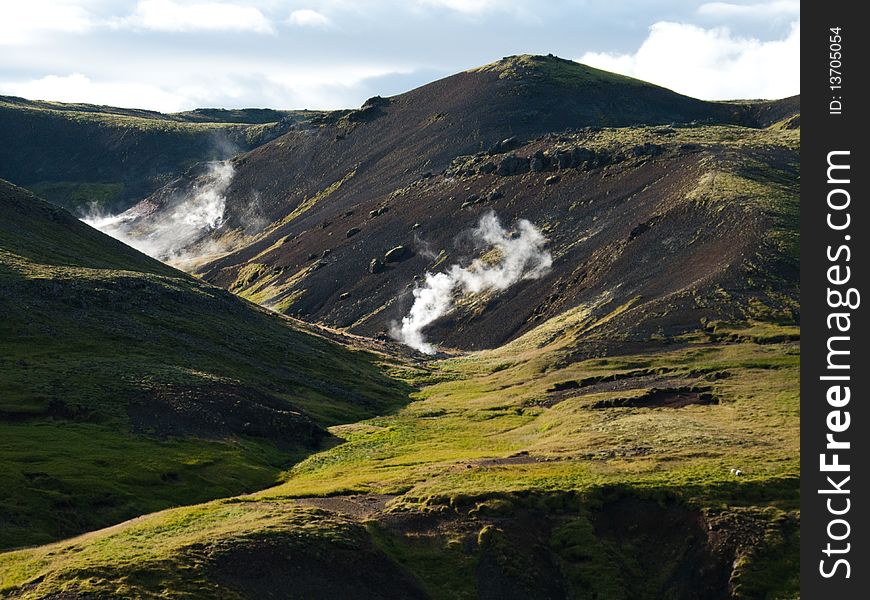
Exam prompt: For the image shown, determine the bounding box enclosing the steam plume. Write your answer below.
[84,161,233,263]
[394,211,552,354]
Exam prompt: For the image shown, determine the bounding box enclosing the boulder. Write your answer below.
[530,150,548,172]
[572,147,595,166]
[487,136,520,155]
[554,150,574,169]
[384,245,412,263]
[496,154,530,176]
[346,227,361,238]
[368,258,385,274]
[545,175,561,186]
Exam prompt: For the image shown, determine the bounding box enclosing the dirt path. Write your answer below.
[294,494,396,519]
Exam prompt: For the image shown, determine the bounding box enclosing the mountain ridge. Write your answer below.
[122,54,799,355]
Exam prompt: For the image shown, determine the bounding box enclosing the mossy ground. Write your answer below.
[0,182,411,549]
[0,315,800,598]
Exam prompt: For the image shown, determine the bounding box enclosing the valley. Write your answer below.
[0,55,799,599]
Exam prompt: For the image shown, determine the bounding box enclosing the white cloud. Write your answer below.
[122,0,274,33]
[579,20,799,100]
[0,73,192,113]
[412,0,539,21]
[415,0,499,15]
[287,9,332,28]
[0,61,417,112]
[0,1,95,45]
[698,1,800,19]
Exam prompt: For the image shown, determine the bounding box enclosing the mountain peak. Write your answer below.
[469,53,652,89]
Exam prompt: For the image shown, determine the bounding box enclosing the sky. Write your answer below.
[0,0,799,112]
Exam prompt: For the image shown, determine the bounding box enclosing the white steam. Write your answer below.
[84,161,233,263]
[393,211,552,354]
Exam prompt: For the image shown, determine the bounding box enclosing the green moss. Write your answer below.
[0,181,412,548]
[472,54,653,90]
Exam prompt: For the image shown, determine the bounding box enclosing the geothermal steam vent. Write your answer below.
[393,211,552,354]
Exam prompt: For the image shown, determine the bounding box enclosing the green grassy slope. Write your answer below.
[0,96,321,214]
[0,180,410,549]
[0,319,799,599]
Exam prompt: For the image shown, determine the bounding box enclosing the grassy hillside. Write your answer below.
[0,317,799,599]
[0,96,322,214]
[0,180,409,549]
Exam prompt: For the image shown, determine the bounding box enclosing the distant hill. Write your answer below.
[0,180,407,549]
[0,95,324,215]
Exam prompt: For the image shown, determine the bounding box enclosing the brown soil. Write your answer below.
[124,55,798,352]
[294,494,396,519]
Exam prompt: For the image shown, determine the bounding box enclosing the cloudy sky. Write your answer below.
[1,0,799,112]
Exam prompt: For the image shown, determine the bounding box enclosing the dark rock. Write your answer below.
[592,150,613,167]
[361,95,390,109]
[530,150,548,172]
[544,175,561,186]
[630,143,665,157]
[346,227,361,238]
[572,147,595,165]
[479,162,496,174]
[368,258,384,274]
[629,221,652,240]
[555,150,573,169]
[321,249,332,257]
[338,292,350,300]
[384,245,412,263]
[487,136,520,155]
[496,153,530,176]
[411,222,421,229]
[488,190,504,201]
[466,194,479,203]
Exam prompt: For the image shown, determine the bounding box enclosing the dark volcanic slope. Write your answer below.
[0,180,408,548]
[132,55,799,352]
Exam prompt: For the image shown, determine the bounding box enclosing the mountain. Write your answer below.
[0,95,324,215]
[120,54,798,353]
[0,180,408,549]
[0,55,799,599]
